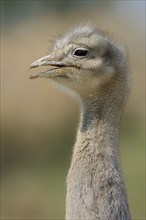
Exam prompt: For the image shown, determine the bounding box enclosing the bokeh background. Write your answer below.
[1,0,145,219]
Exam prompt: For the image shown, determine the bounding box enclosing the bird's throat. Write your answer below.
[66,93,127,219]
[76,99,121,161]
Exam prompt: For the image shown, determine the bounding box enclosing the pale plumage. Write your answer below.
[30,24,131,220]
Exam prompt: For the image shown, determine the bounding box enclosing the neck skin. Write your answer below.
[66,77,131,220]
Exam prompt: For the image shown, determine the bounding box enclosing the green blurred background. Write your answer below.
[1,0,145,219]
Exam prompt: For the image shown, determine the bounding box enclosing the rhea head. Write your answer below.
[29,25,128,99]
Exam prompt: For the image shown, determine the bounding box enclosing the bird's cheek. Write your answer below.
[84,59,102,70]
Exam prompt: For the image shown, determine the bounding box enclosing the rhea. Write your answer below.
[29,25,131,220]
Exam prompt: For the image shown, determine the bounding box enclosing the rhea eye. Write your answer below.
[73,48,88,58]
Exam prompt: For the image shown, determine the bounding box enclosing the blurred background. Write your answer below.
[1,0,145,219]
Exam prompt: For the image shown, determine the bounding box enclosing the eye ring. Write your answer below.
[72,47,89,58]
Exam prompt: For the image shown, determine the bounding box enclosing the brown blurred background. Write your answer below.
[1,1,145,219]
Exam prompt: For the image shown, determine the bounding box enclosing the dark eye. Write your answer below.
[73,48,88,58]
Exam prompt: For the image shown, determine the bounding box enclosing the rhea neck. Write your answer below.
[74,77,127,158]
[66,76,129,220]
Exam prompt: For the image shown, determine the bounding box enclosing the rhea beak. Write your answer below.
[29,54,68,79]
